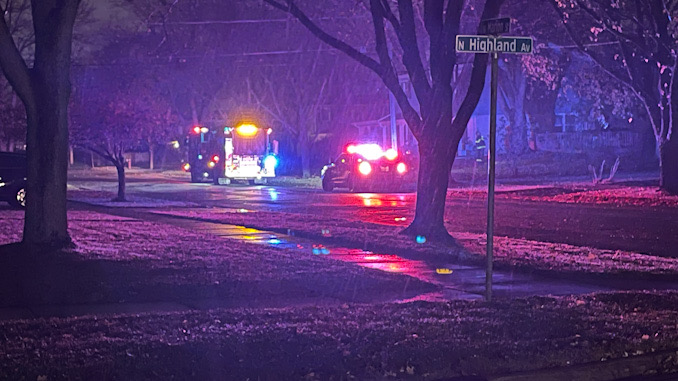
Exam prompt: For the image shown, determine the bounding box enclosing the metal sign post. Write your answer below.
[486,51,498,302]
[456,20,533,302]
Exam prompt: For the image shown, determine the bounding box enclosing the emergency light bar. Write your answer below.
[236,124,258,136]
[345,144,398,161]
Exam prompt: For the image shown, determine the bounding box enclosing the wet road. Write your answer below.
[70,177,678,258]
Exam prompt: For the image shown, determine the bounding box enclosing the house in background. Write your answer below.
[348,60,648,162]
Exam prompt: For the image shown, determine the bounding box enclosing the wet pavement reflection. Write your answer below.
[159,213,625,302]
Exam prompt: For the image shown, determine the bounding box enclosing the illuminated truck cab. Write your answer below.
[183,123,277,185]
[222,124,277,183]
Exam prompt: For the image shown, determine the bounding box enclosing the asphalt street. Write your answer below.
[69,174,678,258]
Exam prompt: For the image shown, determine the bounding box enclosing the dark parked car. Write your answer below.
[0,152,27,208]
[321,144,412,192]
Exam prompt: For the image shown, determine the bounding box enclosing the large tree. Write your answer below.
[71,71,175,201]
[550,0,678,194]
[0,0,81,247]
[263,0,503,241]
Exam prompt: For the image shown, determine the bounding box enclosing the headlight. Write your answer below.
[264,155,278,171]
[358,161,372,175]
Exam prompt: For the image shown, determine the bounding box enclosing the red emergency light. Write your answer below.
[345,143,385,161]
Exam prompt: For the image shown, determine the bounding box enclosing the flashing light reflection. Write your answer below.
[360,193,382,207]
[268,238,282,245]
[363,198,382,207]
[436,268,453,275]
[416,235,427,244]
[312,245,330,255]
[240,228,260,234]
[394,217,407,222]
[361,262,409,273]
[268,189,279,201]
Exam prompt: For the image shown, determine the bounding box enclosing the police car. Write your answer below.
[321,144,410,192]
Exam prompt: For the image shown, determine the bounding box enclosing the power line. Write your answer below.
[72,48,341,67]
[146,16,368,27]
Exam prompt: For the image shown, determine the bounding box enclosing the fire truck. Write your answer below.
[183,123,278,184]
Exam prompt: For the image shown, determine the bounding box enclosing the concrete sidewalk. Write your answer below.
[74,202,678,302]
[8,200,672,323]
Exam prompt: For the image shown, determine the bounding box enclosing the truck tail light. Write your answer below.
[396,162,407,174]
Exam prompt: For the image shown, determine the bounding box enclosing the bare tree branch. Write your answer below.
[263,0,423,135]
[395,0,431,105]
[0,4,34,108]
[262,0,382,73]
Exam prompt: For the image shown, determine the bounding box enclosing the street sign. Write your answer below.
[456,35,533,54]
[479,17,511,35]
[455,30,533,302]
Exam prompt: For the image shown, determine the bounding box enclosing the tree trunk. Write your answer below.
[9,1,81,248]
[22,72,70,247]
[114,164,126,201]
[659,136,678,194]
[401,136,456,242]
[149,144,155,170]
[508,81,527,155]
[298,133,311,178]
